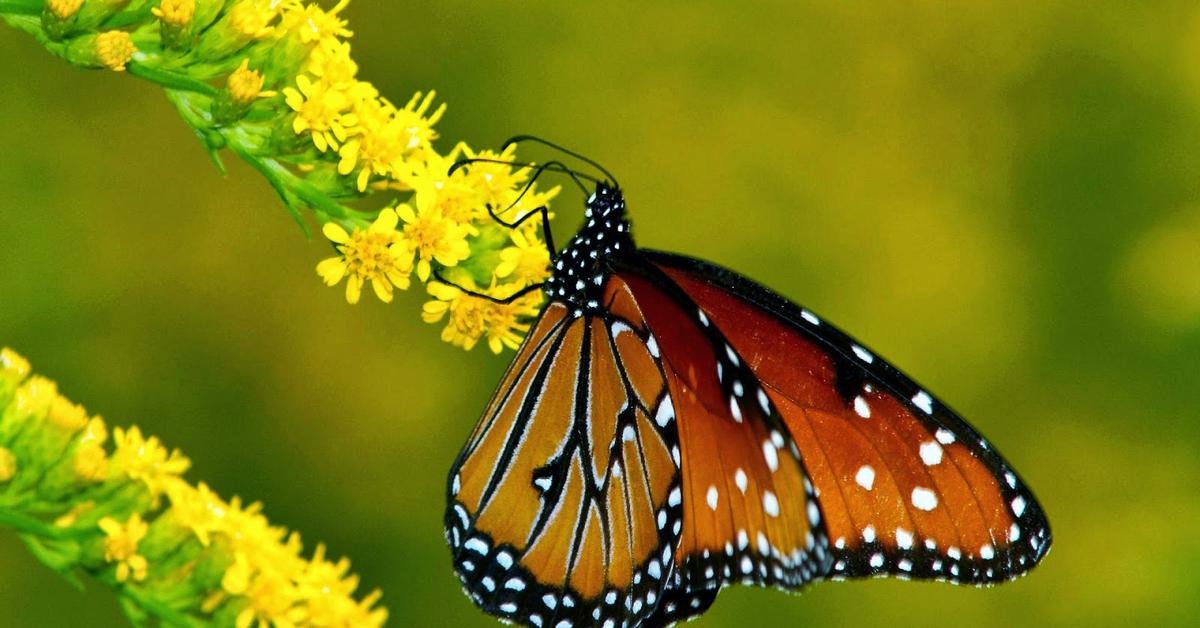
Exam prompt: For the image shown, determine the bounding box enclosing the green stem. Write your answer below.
[0,506,93,540]
[128,60,218,96]
[0,1,41,16]
[111,580,205,628]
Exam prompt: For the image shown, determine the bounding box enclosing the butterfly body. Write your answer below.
[446,182,1051,627]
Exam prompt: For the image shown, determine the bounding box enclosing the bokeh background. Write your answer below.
[3,2,1200,626]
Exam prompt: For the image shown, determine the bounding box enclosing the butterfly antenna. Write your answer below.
[502,135,620,189]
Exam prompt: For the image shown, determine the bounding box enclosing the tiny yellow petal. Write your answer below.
[345,275,363,304]
[371,277,393,303]
[316,257,348,286]
[322,222,351,244]
[371,208,399,233]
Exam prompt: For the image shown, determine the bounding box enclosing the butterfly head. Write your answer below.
[546,182,634,314]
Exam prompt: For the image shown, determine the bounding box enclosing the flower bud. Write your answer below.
[66,31,137,72]
[152,0,197,50]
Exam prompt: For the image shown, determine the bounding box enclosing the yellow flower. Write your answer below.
[398,148,485,225]
[423,281,542,353]
[0,347,31,379]
[166,482,224,546]
[111,426,191,498]
[228,59,276,104]
[46,0,83,19]
[397,198,475,282]
[392,90,445,158]
[151,0,195,27]
[235,563,306,628]
[284,75,356,152]
[79,415,108,445]
[495,227,551,286]
[95,31,136,72]
[317,208,413,304]
[422,281,487,350]
[0,447,16,482]
[14,375,56,420]
[338,91,445,192]
[73,442,109,483]
[336,99,410,192]
[305,39,358,89]
[228,0,283,40]
[47,394,89,432]
[282,0,352,45]
[460,144,527,207]
[99,514,150,582]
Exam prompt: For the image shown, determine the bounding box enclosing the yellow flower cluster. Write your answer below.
[269,6,559,353]
[0,348,386,626]
[6,0,563,353]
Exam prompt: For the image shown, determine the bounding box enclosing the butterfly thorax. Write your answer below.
[545,183,634,315]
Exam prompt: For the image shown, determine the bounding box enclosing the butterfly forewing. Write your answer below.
[646,251,1051,585]
[447,293,686,627]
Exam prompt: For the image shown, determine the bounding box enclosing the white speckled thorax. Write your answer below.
[545,183,634,315]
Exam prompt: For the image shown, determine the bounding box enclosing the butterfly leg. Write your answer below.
[430,270,546,304]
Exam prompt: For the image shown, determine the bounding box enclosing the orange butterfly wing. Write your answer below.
[447,282,685,627]
[616,266,832,607]
[643,251,1051,589]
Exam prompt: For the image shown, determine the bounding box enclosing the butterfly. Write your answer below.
[443,139,1051,627]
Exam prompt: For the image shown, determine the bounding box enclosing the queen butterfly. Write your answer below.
[443,141,1051,627]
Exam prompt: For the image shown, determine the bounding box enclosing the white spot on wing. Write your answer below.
[655,395,674,427]
[935,428,956,444]
[912,391,934,415]
[1011,495,1027,517]
[763,490,780,517]
[854,395,871,418]
[706,485,719,510]
[735,468,748,493]
[855,465,875,491]
[911,486,938,511]
[851,344,875,363]
[762,441,779,471]
[919,440,944,466]
[801,309,820,325]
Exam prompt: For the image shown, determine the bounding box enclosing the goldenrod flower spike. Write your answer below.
[0,348,387,626]
[4,0,560,352]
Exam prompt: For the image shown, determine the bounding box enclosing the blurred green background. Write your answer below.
[3,1,1200,626]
